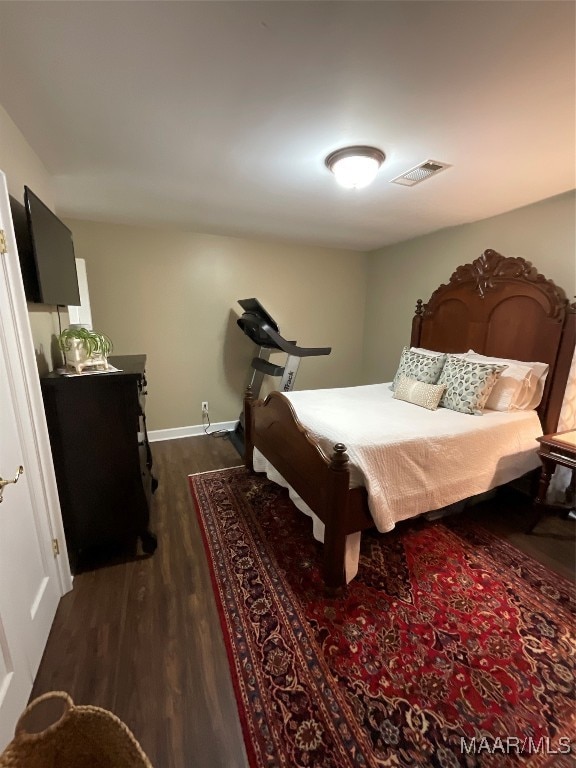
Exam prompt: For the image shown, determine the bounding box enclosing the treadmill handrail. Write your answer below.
[260,323,331,357]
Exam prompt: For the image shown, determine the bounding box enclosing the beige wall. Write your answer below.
[0,104,53,207]
[363,190,576,384]
[65,219,367,431]
[0,103,68,374]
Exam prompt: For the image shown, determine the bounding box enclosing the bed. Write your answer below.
[243,250,576,593]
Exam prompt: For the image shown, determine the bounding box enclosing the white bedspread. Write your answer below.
[253,383,542,581]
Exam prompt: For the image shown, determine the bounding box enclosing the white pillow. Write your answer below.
[464,351,549,410]
[410,347,443,357]
[410,347,467,359]
[484,362,534,411]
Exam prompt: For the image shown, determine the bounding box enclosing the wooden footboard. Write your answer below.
[243,387,372,592]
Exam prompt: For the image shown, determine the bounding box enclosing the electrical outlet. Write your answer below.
[201,401,209,415]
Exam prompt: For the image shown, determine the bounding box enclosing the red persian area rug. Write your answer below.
[189,467,575,768]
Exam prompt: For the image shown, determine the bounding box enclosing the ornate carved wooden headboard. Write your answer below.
[410,249,575,433]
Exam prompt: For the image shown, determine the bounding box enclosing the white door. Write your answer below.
[0,369,45,746]
[0,170,71,750]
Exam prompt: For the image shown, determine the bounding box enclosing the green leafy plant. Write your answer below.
[58,326,113,358]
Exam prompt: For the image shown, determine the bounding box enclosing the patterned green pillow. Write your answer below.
[438,355,507,415]
[391,346,447,391]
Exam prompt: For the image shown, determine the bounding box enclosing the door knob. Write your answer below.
[0,465,24,503]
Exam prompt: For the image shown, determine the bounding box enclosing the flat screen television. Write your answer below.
[10,187,80,306]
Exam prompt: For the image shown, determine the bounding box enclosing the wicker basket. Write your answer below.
[0,691,153,768]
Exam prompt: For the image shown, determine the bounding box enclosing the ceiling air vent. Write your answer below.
[390,159,451,187]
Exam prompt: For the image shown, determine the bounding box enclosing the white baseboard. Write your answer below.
[148,421,236,443]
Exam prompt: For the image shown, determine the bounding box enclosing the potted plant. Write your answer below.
[58,325,113,374]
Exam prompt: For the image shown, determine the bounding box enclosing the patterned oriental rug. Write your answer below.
[189,467,575,768]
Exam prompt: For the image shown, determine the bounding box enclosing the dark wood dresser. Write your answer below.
[41,354,158,572]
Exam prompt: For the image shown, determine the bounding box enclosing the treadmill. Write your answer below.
[229,298,331,455]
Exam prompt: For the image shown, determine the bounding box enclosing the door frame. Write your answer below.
[0,169,72,595]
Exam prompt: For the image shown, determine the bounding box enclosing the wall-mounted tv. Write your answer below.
[9,187,80,306]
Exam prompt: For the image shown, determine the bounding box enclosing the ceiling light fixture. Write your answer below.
[325,145,386,189]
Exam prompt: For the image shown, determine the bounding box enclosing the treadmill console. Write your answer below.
[237,298,280,348]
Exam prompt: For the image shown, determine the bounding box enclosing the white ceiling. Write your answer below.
[0,1,574,251]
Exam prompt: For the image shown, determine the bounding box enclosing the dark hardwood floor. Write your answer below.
[31,436,575,767]
[31,435,247,768]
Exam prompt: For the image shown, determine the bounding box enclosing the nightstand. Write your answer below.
[529,430,576,533]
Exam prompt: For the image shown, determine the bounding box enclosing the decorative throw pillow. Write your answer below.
[438,355,507,415]
[393,375,446,410]
[391,347,447,391]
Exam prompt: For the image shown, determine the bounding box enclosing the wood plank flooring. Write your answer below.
[31,436,574,767]
[31,435,246,768]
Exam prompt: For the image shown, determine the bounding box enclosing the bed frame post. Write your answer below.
[410,299,424,346]
[542,304,575,434]
[243,386,254,472]
[324,443,350,596]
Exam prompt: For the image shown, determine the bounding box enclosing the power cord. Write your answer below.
[202,409,229,439]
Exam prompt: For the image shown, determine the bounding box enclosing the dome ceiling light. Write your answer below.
[325,145,386,189]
